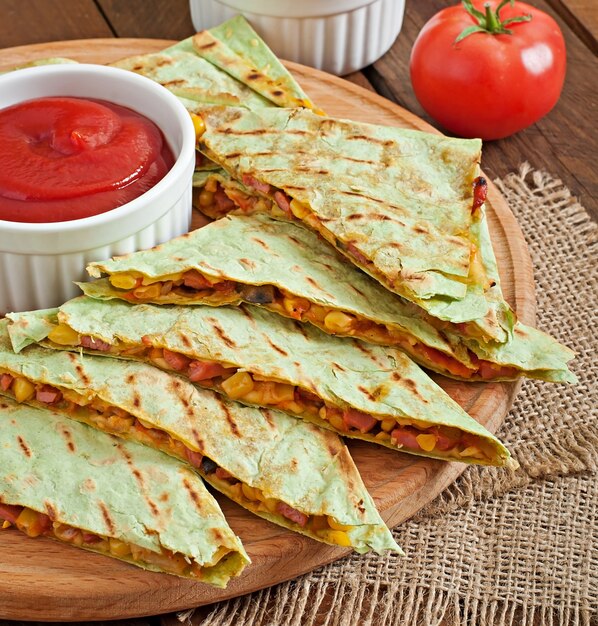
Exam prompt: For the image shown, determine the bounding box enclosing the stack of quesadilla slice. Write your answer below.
[7,300,509,467]
[0,17,575,583]
[178,106,574,379]
[0,322,399,554]
[84,213,575,383]
[0,396,249,585]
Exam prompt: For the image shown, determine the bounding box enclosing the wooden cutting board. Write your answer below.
[0,39,534,621]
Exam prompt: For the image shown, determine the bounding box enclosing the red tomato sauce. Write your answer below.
[0,97,175,223]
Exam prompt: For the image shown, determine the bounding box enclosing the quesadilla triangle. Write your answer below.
[0,397,248,586]
[193,15,321,111]
[83,213,576,383]
[8,301,510,467]
[110,38,273,111]
[194,105,516,343]
[0,324,399,554]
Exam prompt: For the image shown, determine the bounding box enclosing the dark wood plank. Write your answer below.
[0,0,113,48]
[545,0,598,53]
[97,0,194,40]
[365,0,598,221]
[0,617,160,626]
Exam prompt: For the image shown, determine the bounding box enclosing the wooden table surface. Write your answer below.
[0,1,595,624]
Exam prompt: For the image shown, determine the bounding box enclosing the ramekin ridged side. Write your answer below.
[190,0,405,75]
[0,64,195,314]
[0,187,191,314]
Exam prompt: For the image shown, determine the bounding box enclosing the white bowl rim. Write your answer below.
[208,0,379,18]
[0,63,195,235]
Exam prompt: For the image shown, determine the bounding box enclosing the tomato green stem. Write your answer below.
[456,0,532,43]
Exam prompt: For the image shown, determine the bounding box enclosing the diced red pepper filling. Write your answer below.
[276,502,308,527]
[44,329,499,462]
[0,504,216,576]
[104,270,516,380]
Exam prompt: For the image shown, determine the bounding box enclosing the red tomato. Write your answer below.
[409,1,566,139]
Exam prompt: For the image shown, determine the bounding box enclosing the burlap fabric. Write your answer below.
[181,165,597,626]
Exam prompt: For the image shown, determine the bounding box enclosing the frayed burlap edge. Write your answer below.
[177,577,595,626]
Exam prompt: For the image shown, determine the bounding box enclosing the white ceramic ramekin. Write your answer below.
[190,0,405,75]
[0,64,195,314]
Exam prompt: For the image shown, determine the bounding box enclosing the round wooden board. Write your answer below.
[0,40,535,621]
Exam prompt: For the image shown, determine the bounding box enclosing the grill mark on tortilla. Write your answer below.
[212,528,224,542]
[118,444,145,489]
[262,409,276,428]
[353,341,382,364]
[294,167,329,175]
[183,477,203,510]
[159,492,169,502]
[216,396,241,437]
[282,185,307,191]
[251,237,269,250]
[179,332,192,349]
[349,285,367,298]
[271,90,284,97]
[246,72,262,80]
[44,501,57,520]
[17,436,31,458]
[225,152,241,159]
[447,235,468,247]
[66,352,76,362]
[358,385,377,402]
[265,336,289,356]
[347,134,394,147]
[292,320,309,339]
[208,319,236,349]
[191,427,205,451]
[239,306,257,327]
[162,79,185,87]
[156,58,172,67]
[402,378,428,402]
[332,362,347,372]
[240,257,257,269]
[326,438,343,457]
[199,41,217,49]
[59,425,76,453]
[126,373,135,384]
[98,501,115,534]
[133,392,141,408]
[414,225,430,234]
[340,190,384,202]
[287,235,303,247]
[81,478,96,492]
[342,156,376,165]
[75,365,90,386]
[220,128,269,136]
[201,262,226,277]
[146,498,160,517]
[514,326,528,337]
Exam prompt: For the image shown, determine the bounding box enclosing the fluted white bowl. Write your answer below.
[190,0,405,75]
[0,64,195,314]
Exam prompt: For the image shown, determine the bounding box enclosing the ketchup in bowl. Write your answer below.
[0,97,175,223]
